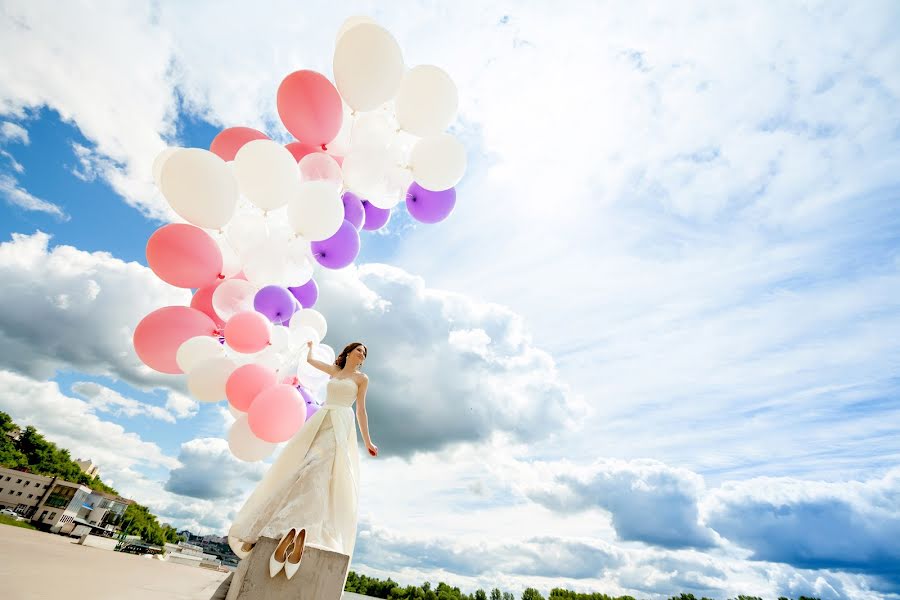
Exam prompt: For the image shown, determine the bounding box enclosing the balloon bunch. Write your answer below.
[133,17,464,461]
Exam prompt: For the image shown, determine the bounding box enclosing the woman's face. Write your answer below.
[349,345,367,366]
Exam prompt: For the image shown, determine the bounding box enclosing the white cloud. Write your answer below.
[0,121,29,144]
[165,390,199,420]
[71,381,177,423]
[0,370,179,477]
[0,231,190,389]
[0,174,67,218]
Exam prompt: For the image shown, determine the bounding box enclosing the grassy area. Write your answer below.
[0,514,37,530]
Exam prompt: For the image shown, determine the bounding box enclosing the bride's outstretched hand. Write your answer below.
[366,442,378,457]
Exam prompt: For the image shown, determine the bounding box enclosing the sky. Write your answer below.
[1,1,899,599]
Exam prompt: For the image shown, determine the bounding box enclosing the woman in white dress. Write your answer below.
[227,341,378,576]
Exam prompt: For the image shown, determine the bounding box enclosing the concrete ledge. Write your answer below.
[78,533,118,551]
[223,536,349,600]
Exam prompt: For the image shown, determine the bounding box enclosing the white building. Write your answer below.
[75,458,100,479]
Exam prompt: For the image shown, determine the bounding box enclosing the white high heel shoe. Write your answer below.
[269,528,296,578]
[228,535,254,560]
[284,529,306,580]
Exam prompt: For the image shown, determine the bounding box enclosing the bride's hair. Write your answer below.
[335,342,367,369]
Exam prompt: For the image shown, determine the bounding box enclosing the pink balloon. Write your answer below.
[248,384,307,443]
[277,71,343,146]
[133,306,217,374]
[226,364,278,412]
[285,142,321,162]
[191,279,225,328]
[210,127,269,161]
[146,224,223,289]
[224,311,271,353]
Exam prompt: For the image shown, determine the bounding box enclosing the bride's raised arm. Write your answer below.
[305,340,340,376]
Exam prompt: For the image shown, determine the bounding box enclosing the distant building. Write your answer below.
[75,458,100,479]
[202,533,227,545]
[0,466,131,535]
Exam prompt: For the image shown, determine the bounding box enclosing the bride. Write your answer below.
[227,341,377,579]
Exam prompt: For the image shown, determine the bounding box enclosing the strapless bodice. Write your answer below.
[323,377,357,409]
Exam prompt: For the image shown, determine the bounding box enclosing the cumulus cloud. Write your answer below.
[0,231,190,389]
[1,121,29,144]
[704,470,900,584]
[71,381,177,423]
[164,390,199,420]
[315,264,585,457]
[164,437,265,500]
[0,370,179,476]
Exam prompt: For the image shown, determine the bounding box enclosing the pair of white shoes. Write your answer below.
[269,527,307,579]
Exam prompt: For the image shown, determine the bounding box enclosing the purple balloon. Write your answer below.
[361,200,391,231]
[297,385,319,419]
[288,279,319,309]
[253,285,295,323]
[406,182,456,224]
[311,220,360,269]
[342,191,366,231]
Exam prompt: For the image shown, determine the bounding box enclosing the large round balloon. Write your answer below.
[288,181,344,241]
[228,415,276,462]
[333,24,404,111]
[224,311,272,354]
[210,127,269,161]
[342,191,366,230]
[288,279,319,309]
[146,223,223,289]
[248,384,307,443]
[134,306,217,374]
[212,278,258,322]
[311,220,360,269]
[298,152,342,187]
[187,357,236,402]
[285,141,321,162]
[233,140,301,211]
[226,363,278,412]
[396,65,458,137]
[226,212,269,259]
[295,309,327,341]
[336,15,377,43]
[406,182,457,224]
[410,134,467,191]
[362,200,391,231]
[176,335,225,374]
[341,145,392,200]
[253,285,295,324]
[160,148,238,229]
[277,70,343,146]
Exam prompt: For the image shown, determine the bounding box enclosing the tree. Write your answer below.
[475,590,487,600]
[522,589,545,600]
[491,590,502,600]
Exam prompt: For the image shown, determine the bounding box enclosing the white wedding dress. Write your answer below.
[229,376,361,560]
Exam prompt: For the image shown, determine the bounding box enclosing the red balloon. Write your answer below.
[277,71,343,146]
[285,142,321,162]
[146,223,223,289]
[210,127,269,161]
[133,306,217,374]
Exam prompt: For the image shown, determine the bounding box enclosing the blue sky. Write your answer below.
[1,2,899,599]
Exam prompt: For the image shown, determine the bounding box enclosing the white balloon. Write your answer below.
[227,403,244,418]
[187,357,236,402]
[226,212,269,259]
[336,15,377,44]
[288,181,344,241]
[333,24,404,111]
[228,415,276,462]
[341,145,392,199]
[211,231,242,278]
[152,147,180,189]
[269,326,291,353]
[212,279,258,321]
[297,309,328,341]
[176,336,225,374]
[324,102,354,157]
[289,323,321,349]
[160,148,238,229]
[252,346,287,373]
[298,152,343,188]
[233,140,301,211]
[242,238,288,288]
[368,164,413,209]
[284,236,314,286]
[410,134,467,191]
[351,110,398,150]
[396,65,458,137]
